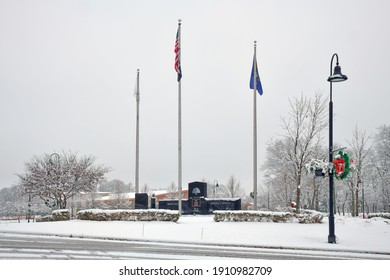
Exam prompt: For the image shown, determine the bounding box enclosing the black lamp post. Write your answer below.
[27,194,31,223]
[213,180,219,198]
[327,53,348,243]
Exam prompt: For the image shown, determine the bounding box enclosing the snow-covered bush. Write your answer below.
[52,209,71,221]
[36,209,70,222]
[367,213,390,219]
[213,210,325,224]
[76,209,180,222]
[214,210,294,223]
[296,210,325,223]
[37,215,54,222]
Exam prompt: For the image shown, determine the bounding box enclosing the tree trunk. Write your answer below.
[351,190,356,217]
[296,184,301,213]
[310,178,319,211]
[355,188,359,217]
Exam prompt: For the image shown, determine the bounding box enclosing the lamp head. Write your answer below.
[328,64,348,82]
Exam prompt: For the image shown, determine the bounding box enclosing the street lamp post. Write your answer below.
[327,53,348,244]
[213,180,219,198]
[27,194,31,223]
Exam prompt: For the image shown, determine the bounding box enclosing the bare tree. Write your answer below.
[375,125,390,159]
[141,183,150,193]
[166,181,178,199]
[99,179,129,193]
[221,175,245,198]
[280,92,327,212]
[108,179,129,209]
[0,187,26,219]
[16,151,110,210]
[346,125,371,216]
[262,138,296,208]
[371,124,390,212]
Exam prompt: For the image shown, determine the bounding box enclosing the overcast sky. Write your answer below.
[1,0,389,192]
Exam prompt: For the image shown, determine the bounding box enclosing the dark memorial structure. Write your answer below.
[189,181,207,198]
[135,193,148,209]
[150,193,156,209]
[158,181,241,214]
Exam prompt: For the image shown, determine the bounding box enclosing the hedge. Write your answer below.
[214,210,325,224]
[76,209,180,222]
[36,209,70,222]
[367,213,390,219]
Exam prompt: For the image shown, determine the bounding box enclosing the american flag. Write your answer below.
[174,25,182,82]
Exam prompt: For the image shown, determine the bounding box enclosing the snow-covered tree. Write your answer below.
[262,138,296,208]
[16,151,110,210]
[165,181,178,199]
[141,183,150,194]
[0,187,24,218]
[372,124,390,212]
[99,179,130,193]
[345,125,371,216]
[0,186,50,218]
[264,93,327,212]
[220,175,245,198]
[105,179,129,209]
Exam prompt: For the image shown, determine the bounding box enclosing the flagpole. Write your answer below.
[177,19,182,215]
[135,69,140,195]
[253,41,258,210]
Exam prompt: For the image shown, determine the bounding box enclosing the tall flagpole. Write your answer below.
[177,19,182,215]
[135,69,140,195]
[253,41,258,210]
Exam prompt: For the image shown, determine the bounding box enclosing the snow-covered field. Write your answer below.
[1,214,389,254]
[1,215,389,280]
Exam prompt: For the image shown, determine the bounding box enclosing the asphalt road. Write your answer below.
[1,233,389,260]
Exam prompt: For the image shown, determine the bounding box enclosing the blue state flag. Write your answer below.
[250,55,263,95]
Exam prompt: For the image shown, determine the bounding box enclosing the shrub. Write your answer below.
[214,211,294,223]
[214,210,324,224]
[76,209,180,222]
[37,209,70,222]
[295,209,325,224]
[367,213,390,219]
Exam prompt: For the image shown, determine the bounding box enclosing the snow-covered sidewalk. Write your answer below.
[1,215,389,254]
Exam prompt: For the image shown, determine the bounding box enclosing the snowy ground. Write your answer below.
[1,215,389,280]
[1,214,389,254]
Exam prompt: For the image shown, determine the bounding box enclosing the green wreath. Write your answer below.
[334,151,351,180]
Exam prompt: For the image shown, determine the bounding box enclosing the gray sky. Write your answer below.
[1,0,389,192]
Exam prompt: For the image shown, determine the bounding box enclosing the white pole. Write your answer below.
[253,41,258,210]
[135,69,140,194]
[177,19,182,215]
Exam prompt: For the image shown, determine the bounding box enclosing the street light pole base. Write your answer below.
[328,235,336,244]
